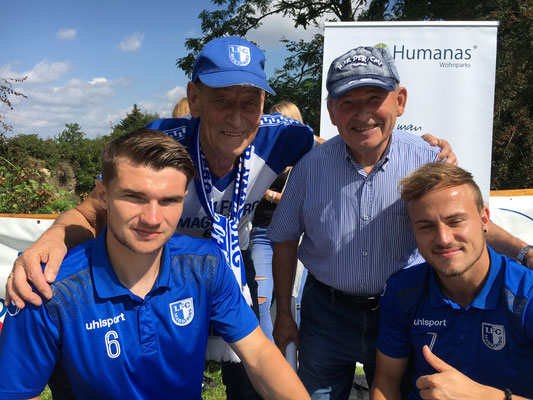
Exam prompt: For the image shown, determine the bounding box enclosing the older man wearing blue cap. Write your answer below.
[268,45,531,399]
[8,39,457,399]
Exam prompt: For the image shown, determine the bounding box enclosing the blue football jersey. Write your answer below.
[378,246,533,398]
[0,230,258,400]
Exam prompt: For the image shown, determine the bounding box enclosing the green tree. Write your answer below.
[484,1,532,189]
[51,105,161,195]
[54,123,103,195]
[5,134,59,167]
[180,0,532,189]
[0,78,78,213]
[74,136,108,194]
[56,122,84,145]
[111,104,160,139]
[0,77,27,138]
[176,0,365,75]
[363,0,533,189]
[265,34,324,131]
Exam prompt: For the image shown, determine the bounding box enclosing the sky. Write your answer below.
[1,0,321,139]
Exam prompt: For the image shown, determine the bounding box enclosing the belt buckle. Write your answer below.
[337,292,379,311]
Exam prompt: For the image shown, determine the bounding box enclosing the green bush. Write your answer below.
[0,157,76,214]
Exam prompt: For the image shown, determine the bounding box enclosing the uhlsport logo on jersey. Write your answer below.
[229,45,251,66]
[170,297,194,326]
[482,322,506,350]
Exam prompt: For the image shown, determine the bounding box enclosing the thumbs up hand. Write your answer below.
[416,345,485,400]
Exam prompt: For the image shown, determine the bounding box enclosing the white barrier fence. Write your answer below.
[1,190,532,330]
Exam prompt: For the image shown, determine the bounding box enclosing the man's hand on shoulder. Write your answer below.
[7,226,68,309]
[7,192,102,309]
[421,134,458,165]
[522,247,533,269]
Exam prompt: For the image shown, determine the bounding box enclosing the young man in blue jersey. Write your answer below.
[0,128,309,400]
[371,163,533,400]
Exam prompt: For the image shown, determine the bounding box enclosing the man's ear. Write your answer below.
[481,206,490,231]
[187,81,201,118]
[95,180,109,211]
[396,87,408,117]
[326,99,338,127]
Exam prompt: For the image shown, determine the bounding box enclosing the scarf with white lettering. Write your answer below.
[194,127,253,362]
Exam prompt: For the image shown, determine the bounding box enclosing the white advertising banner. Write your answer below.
[0,216,55,331]
[321,21,499,199]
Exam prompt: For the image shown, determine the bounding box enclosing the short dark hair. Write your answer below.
[101,128,196,185]
[400,163,484,211]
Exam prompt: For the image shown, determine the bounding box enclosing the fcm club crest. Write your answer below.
[481,322,506,350]
[170,298,194,326]
[229,45,251,66]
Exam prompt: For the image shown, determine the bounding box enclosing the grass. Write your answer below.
[41,386,52,400]
[203,361,226,400]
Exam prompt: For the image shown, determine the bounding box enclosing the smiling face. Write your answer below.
[188,81,265,171]
[406,184,490,280]
[96,159,188,258]
[327,85,407,164]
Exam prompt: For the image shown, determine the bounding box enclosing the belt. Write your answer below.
[309,274,380,311]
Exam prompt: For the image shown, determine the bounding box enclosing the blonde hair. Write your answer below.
[400,163,484,211]
[269,101,303,123]
[172,97,190,118]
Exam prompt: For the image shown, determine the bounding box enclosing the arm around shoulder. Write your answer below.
[8,190,105,308]
[421,133,457,165]
[486,220,533,268]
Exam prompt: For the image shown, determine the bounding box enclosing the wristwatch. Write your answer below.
[517,245,533,266]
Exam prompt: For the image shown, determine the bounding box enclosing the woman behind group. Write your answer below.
[172,97,190,118]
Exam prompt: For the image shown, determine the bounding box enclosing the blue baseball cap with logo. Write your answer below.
[326,46,400,98]
[191,36,275,95]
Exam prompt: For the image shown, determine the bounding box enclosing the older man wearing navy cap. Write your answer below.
[268,45,530,399]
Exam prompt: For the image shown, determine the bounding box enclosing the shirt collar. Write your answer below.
[92,227,172,300]
[428,245,502,310]
[343,131,394,174]
[470,245,502,310]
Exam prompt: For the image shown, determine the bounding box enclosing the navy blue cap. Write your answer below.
[326,46,400,98]
[191,37,275,95]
